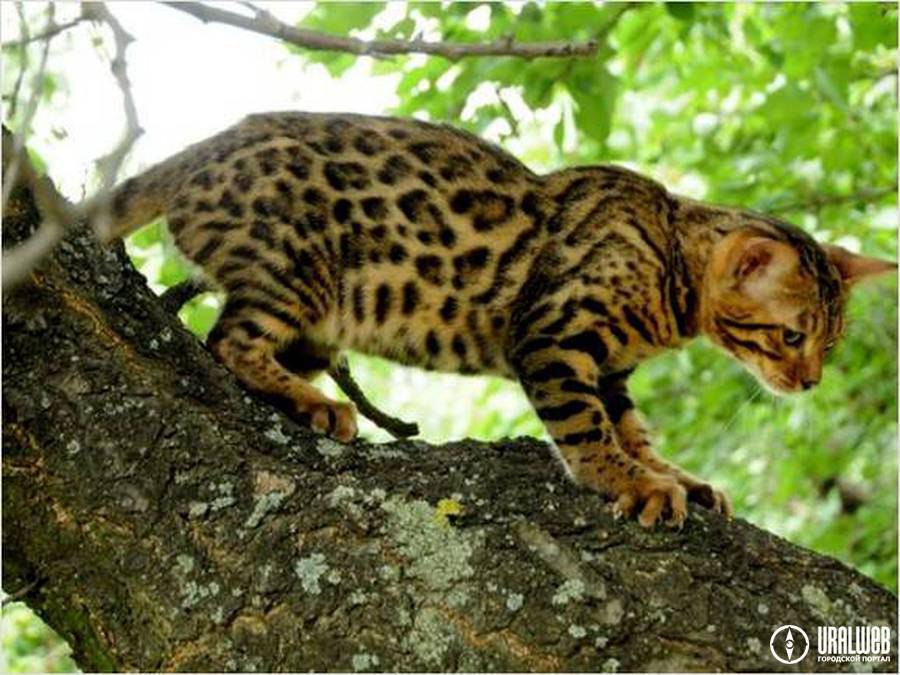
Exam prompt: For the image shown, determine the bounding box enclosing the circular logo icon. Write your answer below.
[770,625,810,665]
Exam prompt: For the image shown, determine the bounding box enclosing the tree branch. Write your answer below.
[5,2,30,120]
[79,2,143,243]
[1,3,143,289]
[81,3,142,190]
[1,2,54,213]
[161,2,599,61]
[0,15,86,50]
[0,9,80,291]
[1,578,44,607]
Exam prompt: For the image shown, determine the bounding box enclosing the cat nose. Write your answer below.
[801,378,819,390]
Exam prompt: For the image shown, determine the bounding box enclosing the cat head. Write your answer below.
[701,223,895,394]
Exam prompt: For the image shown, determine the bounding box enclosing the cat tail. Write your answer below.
[84,152,194,243]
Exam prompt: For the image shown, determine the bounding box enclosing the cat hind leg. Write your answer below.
[207,302,357,442]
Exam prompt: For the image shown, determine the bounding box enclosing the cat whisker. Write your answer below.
[719,384,764,437]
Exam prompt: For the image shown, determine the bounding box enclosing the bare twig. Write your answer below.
[234,1,265,18]
[2,128,79,289]
[161,2,599,61]
[2,578,44,607]
[328,357,420,439]
[7,2,30,120]
[767,186,895,214]
[2,3,143,290]
[2,6,71,291]
[74,3,144,241]
[1,3,54,214]
[1,15,86,49]
[497,89,521,138]
[82,3,143,191]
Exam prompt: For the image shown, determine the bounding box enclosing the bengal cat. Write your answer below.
[96,112,895,528]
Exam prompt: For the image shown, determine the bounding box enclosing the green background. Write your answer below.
[2,2,896,671]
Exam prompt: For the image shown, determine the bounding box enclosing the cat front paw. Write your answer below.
[611,472,688,529]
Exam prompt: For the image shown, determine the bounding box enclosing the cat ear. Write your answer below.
[824,245,897,287]
[731,237,795,297]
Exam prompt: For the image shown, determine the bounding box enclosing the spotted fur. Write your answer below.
[101,111,892,528]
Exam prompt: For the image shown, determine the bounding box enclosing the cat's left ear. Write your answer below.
[824,245,897,287]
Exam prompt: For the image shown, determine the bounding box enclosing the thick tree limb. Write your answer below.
[162,2,599,61]
[3,136,898,673]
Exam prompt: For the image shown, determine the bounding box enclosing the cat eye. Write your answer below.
[782,328,806,347]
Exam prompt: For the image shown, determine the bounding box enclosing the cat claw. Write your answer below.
[611,492,637,520]
[611,475,687,529]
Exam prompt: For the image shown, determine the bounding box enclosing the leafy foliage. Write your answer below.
[0,601,76,673]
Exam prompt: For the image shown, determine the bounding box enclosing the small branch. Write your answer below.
[2,577,43,607]
[497,89,521,138]
[767,186,895,214]
[0,7,75,291]
[1,2,54,213]
[1,129,79,290]
[6,2,29,120]
[161,2,598,61]
[0,15,86,49]
[2,3,145,290]
[328,357,420,439]
[82,3,143,191]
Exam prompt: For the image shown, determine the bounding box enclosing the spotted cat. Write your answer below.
[98,112,895,528]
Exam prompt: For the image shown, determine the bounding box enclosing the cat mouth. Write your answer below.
[761,374,806,395]
[744,364,801,396]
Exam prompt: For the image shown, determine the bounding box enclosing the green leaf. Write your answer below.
[665,2,695,22]
[553,117,565,153]
[849,4,897,51]
[300,3,385,34]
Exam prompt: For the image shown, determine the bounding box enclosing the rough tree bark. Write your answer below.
[2,169,897,673]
